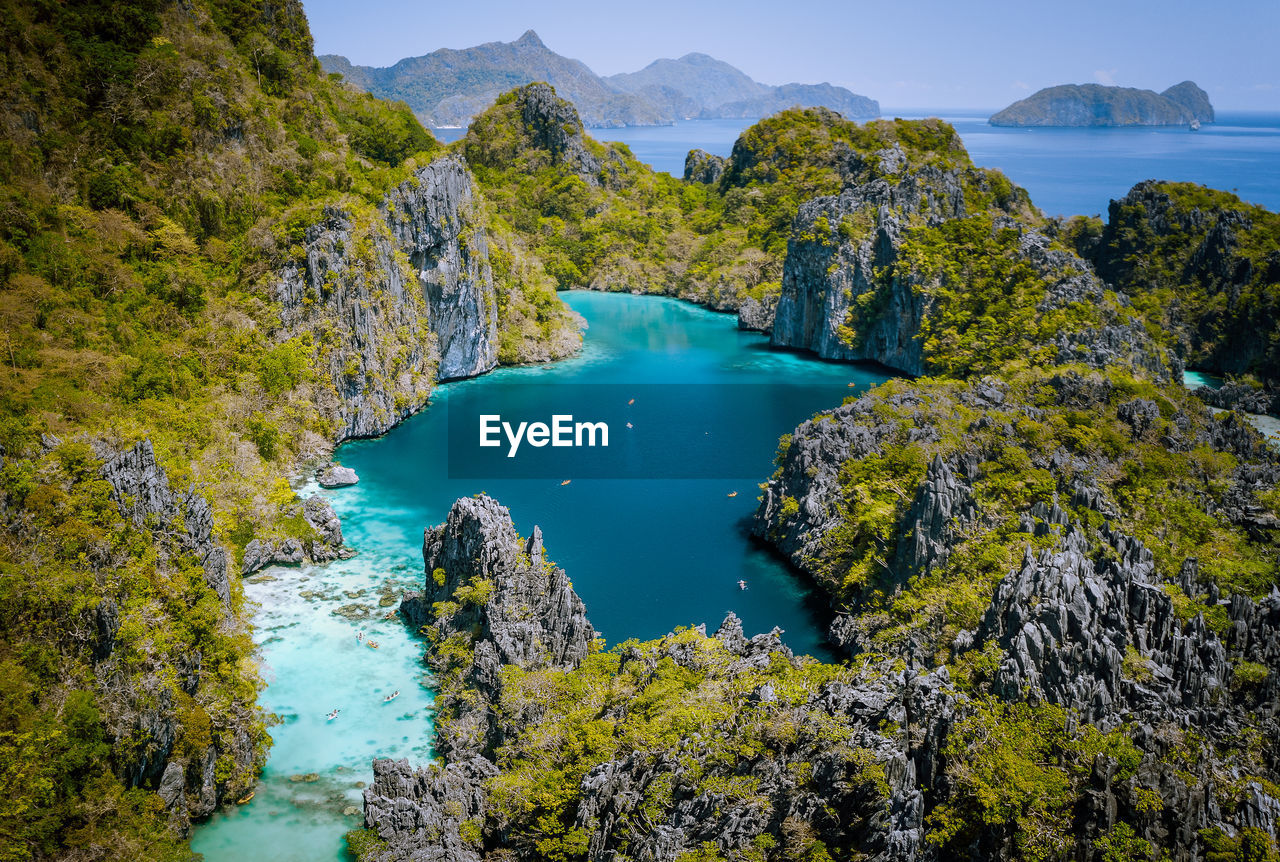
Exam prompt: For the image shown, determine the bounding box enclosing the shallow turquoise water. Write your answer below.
[192,291,891,860]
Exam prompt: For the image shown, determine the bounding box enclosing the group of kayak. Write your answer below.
[325,690,400,721]
[325,631,399,720]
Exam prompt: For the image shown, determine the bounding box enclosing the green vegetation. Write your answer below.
[929,698,1142,861]
[0,0,460,853]
[482,627,881,862]
[774,369,1279,663]
[1087,181,1280,382]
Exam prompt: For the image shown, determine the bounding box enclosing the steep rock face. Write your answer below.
[765,150,1170,381]
[767,156,965,373]
[100,439,231,608]
[93,439,259,825]
[990,82,1212,126]
[275,156,498,441]
[406,495,595,758]
[382,158,499,380]
[364,496,594,859]
[1086,180,1280,385]
[683,148,726,184]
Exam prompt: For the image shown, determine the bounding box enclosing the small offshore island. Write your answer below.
[0,2,1278,862]
[991,80,1215,127]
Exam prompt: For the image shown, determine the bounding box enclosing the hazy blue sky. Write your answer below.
[301,0,1278,110]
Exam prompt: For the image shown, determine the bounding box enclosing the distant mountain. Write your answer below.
[320,31,879,128]
[707,83,880,121]
[320,30,666,127]
[990,81,1214,127]
[605,53,768,117]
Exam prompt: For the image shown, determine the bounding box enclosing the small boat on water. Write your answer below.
[236,791,255,805]
[627,398,635,405]
[738,580,747,590]
[367,640,379,649]
[727,491,738,498]
[383,690,401,703]
[1190,119,1201,131]
[560,480,571,486]
[326,709,340,721]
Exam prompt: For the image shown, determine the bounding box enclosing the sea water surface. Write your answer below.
[192,291,890,860]
[577,111,1280,217]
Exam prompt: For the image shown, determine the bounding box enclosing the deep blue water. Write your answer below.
[570,111,1280,217]
[192,292,890,860]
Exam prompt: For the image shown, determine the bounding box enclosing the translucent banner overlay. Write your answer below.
[446,383,853,479]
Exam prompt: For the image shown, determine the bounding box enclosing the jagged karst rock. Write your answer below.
[1196,381,1279,417]
[99,439,231,608]
[275,156,498,441]
[683,148,726,184]
[753,369,1280,859]
[413,496,595,759]
[90,438,258,828]
[316,463,359,487]
[768,152,1171,381]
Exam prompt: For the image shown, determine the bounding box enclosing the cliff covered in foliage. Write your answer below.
[0,0,577,856]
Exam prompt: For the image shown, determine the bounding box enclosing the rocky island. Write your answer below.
[991,81,1214,127]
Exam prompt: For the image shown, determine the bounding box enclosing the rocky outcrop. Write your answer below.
[511,83,603,183]
[363,496,595,858]
[683,148,726,184]
[240,494,348,574]
[316,462,359,487]
[1086,180,1280,386]
[362,495,958,862]
[768,148,1171,380]
[93,439,259,826]
[990,82,1213,126]
[275,156,497,441]
[1196,380,1280,416]
[736,292,777,332]
[752,367,1280,858]
[99,439,231,608]
[406,495,595,758]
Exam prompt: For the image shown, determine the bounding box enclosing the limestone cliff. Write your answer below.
[763,145,1171,381]
[94,439,264,828]
[275,156,497,441]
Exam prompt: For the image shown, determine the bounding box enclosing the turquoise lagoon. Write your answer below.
[192,291,892,860]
